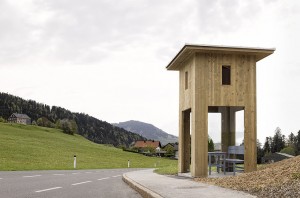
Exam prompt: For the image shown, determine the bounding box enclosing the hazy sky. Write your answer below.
[1,0,300,144]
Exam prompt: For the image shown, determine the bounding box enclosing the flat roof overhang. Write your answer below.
[166,44,276,71]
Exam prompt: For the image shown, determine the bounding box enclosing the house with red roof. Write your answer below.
[133,140,164,156]
[134,140,161,149]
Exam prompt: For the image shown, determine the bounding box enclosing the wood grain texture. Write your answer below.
[174,45,273,177]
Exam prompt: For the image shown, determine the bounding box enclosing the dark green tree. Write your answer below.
[283,132,298,155]
[287,132,297,147]
[257,139,264,164]
[208,136,214,152]
[271,127,285,153]
[263,137,272,154]
[296,130,300,155]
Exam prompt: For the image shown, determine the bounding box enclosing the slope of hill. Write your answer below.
[0,123,176,170]
[0,92,145,147]
[196,156,300,198]
[113,120,178,145]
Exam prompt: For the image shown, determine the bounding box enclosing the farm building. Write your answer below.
[8,113,31,125]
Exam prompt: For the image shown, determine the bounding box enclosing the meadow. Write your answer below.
[0,123,177,171]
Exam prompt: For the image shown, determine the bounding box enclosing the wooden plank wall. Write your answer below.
[178,52,257,177]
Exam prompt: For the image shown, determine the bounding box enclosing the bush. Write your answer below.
[163,144,175,156]
[36,117,55,128]
[0,117,5,123]
[280,146,296,156]
[60,119,73,135]
[60,119,78,135]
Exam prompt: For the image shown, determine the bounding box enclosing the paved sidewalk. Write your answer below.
[123,169,256,198]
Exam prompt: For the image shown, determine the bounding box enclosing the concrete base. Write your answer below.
[123,169,256,198]
[178,171,241,179]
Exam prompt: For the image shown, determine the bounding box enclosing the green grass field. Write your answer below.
[0,123,177,171]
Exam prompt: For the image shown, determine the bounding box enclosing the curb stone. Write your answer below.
[122,173,163,198]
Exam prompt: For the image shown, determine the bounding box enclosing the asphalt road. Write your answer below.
[0,169,142,198]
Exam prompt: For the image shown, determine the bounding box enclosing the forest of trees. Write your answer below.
[262,127,300,156]
[2,92,300,157]
[240,127,300,164]
[0,92,146,147]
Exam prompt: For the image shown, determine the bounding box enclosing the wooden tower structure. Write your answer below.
[166,44,275,177]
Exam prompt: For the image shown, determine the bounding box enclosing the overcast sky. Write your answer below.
[1,0,300,144]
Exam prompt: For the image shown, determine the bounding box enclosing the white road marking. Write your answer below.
[72,172,80,175]
[112,175,121,178]
[23,175,41,178]
[0,178,3,180]
[85,172,92,174]
[97,177,110,181]
[53,174,65,176]
[72,181,92,186]
[35,187,62,193]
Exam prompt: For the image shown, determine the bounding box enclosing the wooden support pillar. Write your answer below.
[244,105,257,172]
[190,53,208,178]
[178,111,184,173]
[191,100,208,177]
[244,57,257,172]
[221,107,236,152]
[179,109,191,173]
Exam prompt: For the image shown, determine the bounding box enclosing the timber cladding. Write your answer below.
[179,53,257,109]
[196,53,256,107]
[167,44,275,177]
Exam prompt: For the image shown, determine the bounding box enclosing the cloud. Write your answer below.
[0,0,295,68]
[1,0,300,142]
[0,1,35,65]
[0,0,212,67]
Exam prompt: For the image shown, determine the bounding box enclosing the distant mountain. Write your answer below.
[0,92,146,147]
[113,120,178,145]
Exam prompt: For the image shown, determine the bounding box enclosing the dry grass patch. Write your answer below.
[195,156,300,198]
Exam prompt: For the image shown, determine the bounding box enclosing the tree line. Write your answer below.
[0,92,146,147]
[262,127,300,156]
[241,127,300,164]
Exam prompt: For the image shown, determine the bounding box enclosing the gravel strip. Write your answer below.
[195,156,300,198]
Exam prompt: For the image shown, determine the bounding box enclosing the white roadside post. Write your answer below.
[128,160,130,168]
[74,155,77,169]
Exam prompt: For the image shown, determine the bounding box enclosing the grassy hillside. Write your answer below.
[0,92,146,147]
[0,123,176,171]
